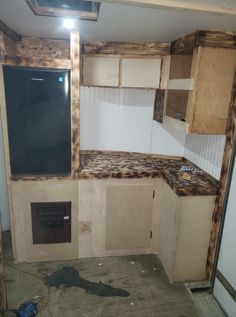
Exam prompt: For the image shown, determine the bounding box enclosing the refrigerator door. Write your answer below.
[213,149,236,316]
[3,66,71,176]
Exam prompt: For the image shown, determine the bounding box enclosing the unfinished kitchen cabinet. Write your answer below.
[105,184,153,250]
[165,46,236,134]
[78,178,161,259]
[82,56,120,87]
[121,58,161,88]
[158,181,215,282]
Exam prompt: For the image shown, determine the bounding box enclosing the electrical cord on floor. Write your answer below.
[5,261,53,317]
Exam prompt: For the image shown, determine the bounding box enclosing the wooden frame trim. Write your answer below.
[206,71,236,280]
[89,0,236,15]
[0,20,21,41]
[70,32,80,178]
[1,55,71,69]
[0,65,17,260]
[81,42,170,56]
[171,30,236,54]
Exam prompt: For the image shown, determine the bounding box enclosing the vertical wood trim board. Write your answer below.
[206,71,236,280]
[184,135,226,180]
[0,65,17,259]
[0,215,6,311]
[70,32,80,178]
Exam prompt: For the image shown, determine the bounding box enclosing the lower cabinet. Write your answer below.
[158,181,215,282]
[105,184,153,250]
[78,179,161,258]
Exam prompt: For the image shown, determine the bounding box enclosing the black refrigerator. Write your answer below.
[3,66,71,176]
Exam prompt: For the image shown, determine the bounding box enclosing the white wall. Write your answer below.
[213,150,236,317]
[184,135,226,180]
[0,116,10,231]
[80,86,186,156]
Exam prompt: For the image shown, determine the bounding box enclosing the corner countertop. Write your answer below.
[79,150,219,197]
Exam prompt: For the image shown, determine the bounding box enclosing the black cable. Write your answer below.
[5,261,53,317]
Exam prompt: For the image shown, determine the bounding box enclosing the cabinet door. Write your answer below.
[105,184,153,250]
[82,56,120,87]
[121,58,161,88]
[187,47,236,134]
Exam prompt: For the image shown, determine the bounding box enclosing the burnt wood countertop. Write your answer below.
[79,150,219,197]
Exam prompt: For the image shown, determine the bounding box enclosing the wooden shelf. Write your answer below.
[167,78,194,91]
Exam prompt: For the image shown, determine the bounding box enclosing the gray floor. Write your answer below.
[3,232,199,317]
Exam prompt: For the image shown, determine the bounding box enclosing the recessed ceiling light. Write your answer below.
[63,18,75,29]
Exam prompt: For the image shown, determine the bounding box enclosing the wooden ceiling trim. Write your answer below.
[196,30,236,49]
[2,55,71,69]
[81,41,170,55]
[16,36,70,59]
[171,30,236,54]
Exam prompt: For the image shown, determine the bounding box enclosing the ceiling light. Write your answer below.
[63,18,75,29]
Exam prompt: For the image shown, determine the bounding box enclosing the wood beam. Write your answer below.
[70,32,80,178]
[171,30,236,54]
[82,41,170,55]
[88,0,236,16]
[196,30,236,49]
[206,71,236,280]
[2,55,71,69]
[0,20,21,41]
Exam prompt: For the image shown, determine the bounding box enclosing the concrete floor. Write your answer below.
[3,232,199,317]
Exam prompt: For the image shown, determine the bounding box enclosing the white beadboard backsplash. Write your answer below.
[80,86,225,179]
[80,86,186,156]
[184,135,226,180]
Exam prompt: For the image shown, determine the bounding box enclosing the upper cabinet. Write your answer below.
[165,46,236,135]
[82,56,120,87]
[120,58,161,88]
[82,56,162,89]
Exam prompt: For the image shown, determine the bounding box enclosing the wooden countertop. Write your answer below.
[79,150,219,197]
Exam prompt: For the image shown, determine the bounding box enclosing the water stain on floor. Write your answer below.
[45,266,130,297]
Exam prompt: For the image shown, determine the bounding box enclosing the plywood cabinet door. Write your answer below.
[105,184,153,250]
[82,56,120,87]
[121,58,161,88]
[187,47,236,134]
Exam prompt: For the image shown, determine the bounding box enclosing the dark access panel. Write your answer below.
[31,202,71,244]
[3,66,71,176]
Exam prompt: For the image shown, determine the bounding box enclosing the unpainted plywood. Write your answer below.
[169,55,192,79]
[159,181,215,282]
[78,178,161,258]
[10,180,79,262]
[106,184,153,250]
[174,195,215,281]
[121,58,161,88]
[166,90,188,121]
[82,56,120,87]
[190,47,236,134]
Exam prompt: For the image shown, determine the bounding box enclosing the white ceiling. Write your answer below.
[0,0,235,42]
